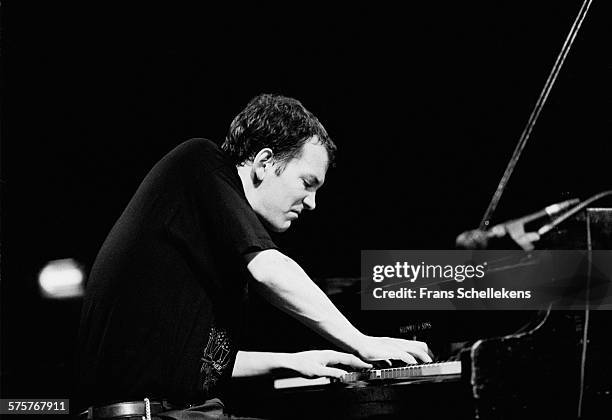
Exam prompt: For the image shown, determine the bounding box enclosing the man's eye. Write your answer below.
[302,179,312,188]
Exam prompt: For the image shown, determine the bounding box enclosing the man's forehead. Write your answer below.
[294,139,329,182]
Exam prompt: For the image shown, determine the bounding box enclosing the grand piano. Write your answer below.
[224,1,610,416]
[225,208,611,419]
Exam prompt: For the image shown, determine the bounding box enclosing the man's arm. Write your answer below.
[232,350,372,379]
[246,249,432,364]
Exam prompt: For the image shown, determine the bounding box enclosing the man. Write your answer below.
[76,94,431,419]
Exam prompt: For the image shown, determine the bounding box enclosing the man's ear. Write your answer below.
[252,148,274,182]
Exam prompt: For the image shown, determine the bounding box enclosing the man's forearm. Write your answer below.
[247,250,365,352]
[233,349,373,379]
[232,351,292,378]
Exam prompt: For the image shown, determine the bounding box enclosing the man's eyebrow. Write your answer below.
[304,175,323,186]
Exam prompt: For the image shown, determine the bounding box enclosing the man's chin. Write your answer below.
[274,222,291,233]
[265,220,291,233]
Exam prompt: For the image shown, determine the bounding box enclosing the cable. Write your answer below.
[576,211,593,418]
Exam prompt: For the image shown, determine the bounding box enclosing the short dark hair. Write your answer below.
[222,94,336,172]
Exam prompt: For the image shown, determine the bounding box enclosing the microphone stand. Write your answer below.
[456,191,612,250]
[456,198,579,250]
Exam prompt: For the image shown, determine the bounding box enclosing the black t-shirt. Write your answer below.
[76,139,276,407]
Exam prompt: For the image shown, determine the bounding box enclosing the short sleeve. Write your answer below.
[197,165,277,259]
[161,139,277,271]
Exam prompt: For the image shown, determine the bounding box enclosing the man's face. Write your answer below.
[253,138,329,232]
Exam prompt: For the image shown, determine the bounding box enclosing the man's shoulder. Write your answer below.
[162,138,231,173]
[171,138,222,157]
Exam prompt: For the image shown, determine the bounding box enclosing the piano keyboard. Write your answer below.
[273,361,461,389]
[368,360,461,380]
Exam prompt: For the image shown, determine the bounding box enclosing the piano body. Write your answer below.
[227,208,611,419]
[217,2,612,417]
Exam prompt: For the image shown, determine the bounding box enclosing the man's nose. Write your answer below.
[303,191,316,210]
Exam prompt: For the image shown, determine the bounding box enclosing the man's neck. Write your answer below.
[236,164,256,209]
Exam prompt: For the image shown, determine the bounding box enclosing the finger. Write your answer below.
[425,346,434,359]
[365,359,392,368]
[395,340,434,361]
[379,359,392,367]
[319,367,348,379]
[395,352,418,365]
[413,340,430,352]
[406,348,433,363]
[322,350,351,365]
[332,352,373,369]
[350,355,373,369]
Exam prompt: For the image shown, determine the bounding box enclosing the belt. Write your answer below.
[80,398,179,420]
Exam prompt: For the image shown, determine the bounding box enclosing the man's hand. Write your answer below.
[246,251,433,368]
[354,335,433,365]
[286,350,372,379]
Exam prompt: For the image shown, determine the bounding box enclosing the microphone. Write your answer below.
[456,198,579,250]
[490,198,579,234]
[538,190,612,236]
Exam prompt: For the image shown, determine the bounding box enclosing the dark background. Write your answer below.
[1,1,610,399]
